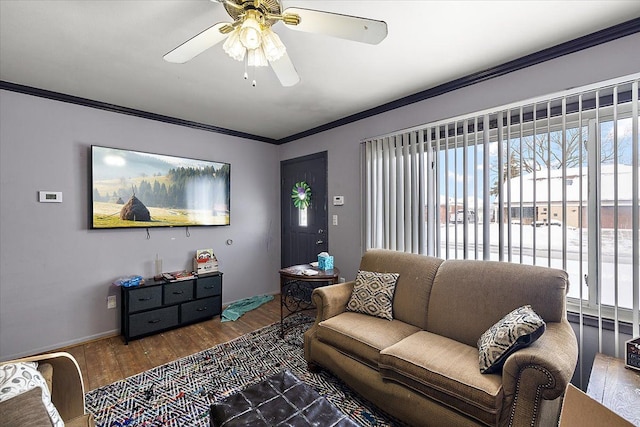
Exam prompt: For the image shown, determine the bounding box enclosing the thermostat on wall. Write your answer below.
[38,191,63,203]
[333,196,344,206]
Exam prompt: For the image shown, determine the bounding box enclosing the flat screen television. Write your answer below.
[91,145,230,229]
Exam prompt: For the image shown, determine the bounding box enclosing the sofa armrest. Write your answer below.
[304,281,354,364]
[310,281,354,324]
[6,352,86,422]
[501,320,578,424]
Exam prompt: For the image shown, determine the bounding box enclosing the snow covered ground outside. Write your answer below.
[440,223,638,309]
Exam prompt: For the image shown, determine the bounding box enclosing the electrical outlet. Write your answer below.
[107,295,117,309]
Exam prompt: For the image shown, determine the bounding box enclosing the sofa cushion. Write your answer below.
[346,270,399,320]
[317,312,420,369]
[477,305,546,374]
[37,363,54,395]
[427,259,567,347]
[0,387,54,427]
[0,362,64,427]
[359,249,443,329]
[379,331,504,426]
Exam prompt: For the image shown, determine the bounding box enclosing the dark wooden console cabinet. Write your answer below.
[120,272,222,343]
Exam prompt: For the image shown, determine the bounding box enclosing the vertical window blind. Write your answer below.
[362,74,639,387]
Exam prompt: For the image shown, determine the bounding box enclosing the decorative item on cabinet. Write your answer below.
[193,248,219,275]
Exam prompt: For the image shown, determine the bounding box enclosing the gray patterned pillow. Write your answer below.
[346,270,399,320]
[477,305,546,374]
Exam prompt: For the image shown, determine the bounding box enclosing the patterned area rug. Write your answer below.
[85,314,399,427]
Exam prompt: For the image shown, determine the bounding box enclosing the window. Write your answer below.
[363,74,639,343]
[299,206,307,227]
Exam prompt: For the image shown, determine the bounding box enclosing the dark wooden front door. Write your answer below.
[281,152,328,268]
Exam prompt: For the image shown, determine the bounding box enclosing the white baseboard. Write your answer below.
[1,329,120,362]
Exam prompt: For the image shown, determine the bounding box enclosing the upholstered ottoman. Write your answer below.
[210,370,357,427]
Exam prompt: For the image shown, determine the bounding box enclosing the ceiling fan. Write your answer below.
[163,0,388,87]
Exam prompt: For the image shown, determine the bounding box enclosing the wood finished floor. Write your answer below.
[53,297,284,391]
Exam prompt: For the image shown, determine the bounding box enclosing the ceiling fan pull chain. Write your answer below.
[243,55,257,87]
[244,56,256,87]
[252,62,258,87]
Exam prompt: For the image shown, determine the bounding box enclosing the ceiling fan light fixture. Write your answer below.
[167,1,386,87]
[247,45,268,67]
[261,27,286,62]
[239,15,262,50]
[222,28,245,61]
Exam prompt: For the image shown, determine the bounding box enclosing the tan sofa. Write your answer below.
[304,249,579,427]
[0,352,94,427]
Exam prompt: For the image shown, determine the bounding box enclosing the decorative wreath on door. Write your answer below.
[291,181,312,209]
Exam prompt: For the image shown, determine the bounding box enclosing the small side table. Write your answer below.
[587,353,640,425]
[279,264,340,337]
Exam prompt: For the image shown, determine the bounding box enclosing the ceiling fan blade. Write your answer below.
[269,52,300,87]
[282,7,387,45]
[164,22,231,63]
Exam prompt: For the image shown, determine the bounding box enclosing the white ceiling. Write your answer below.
[1,1,639,142]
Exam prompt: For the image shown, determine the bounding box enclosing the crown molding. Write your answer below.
[277,17,640,144]
[2,17,638,145]
[0,81,277,144]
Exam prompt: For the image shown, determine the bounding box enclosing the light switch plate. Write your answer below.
[107,295,117,309]
[333,196,344,206]
[38,191,62,203]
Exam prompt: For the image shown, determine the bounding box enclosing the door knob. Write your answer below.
[316,240,324,245]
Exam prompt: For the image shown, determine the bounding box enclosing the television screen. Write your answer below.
[91,146,230,229]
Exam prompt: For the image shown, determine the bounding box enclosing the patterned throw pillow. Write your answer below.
[477,305,546,374]
[346,270,399,320]
[0,362,65,426]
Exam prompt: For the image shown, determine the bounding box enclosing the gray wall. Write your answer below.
[2,32,639,361]
[0,92,281,360]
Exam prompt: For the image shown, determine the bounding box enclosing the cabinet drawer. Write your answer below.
[127,286,162,313]
[164,280,194,305]
[196,275,222,298]
[129,306,178,337]
[181,296,221,324]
